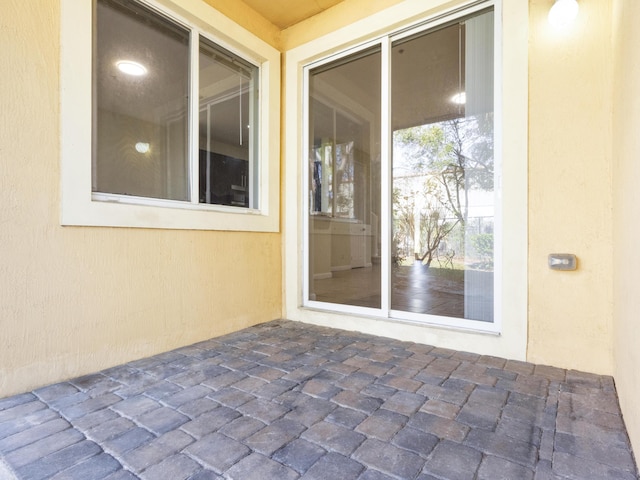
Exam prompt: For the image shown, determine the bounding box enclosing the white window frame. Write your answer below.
[60,0,280,232]
[284,0,528,360]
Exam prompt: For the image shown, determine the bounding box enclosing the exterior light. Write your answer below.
[548,0,579,28]
[116,60,147,76]
[135,142,150,153]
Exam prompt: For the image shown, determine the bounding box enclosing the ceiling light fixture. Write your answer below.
[548,0,579,28]
[116,60,147,76]
[451,92,466,105]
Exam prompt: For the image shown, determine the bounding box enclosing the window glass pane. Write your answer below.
[199,37,259,208]
[308,47,382,309]
[94,0,190,201]
[391,9,494,321]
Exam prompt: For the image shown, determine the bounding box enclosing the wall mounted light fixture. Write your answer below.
[548,0,579,28]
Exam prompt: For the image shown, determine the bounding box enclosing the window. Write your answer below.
[61,0,280,231]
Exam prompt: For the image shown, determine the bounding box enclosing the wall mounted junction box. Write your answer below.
[548,253,577,271]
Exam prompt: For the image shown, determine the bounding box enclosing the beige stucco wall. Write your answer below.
[0,0,281,397]
[612,0,640,457]
[527,0,614,374]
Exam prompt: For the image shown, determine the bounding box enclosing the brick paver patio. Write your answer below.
[0,320,637,479]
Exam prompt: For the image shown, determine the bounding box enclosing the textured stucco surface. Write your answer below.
[612,0,640,460]
[527,0,614,374]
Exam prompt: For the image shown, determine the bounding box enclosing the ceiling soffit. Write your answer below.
[240,0,345,29]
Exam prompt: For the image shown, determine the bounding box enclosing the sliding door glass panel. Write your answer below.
[199,37,259,208]
[308,47,381,309]
[391,10,494,321]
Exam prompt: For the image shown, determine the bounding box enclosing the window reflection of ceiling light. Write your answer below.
[451,92,466,105]
[116,60,147,76]
[135,142,150,153]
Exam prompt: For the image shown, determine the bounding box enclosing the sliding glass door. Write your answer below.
[307,48,382,310]
[305,6,497,329]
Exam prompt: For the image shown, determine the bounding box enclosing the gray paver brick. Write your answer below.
[72,408,120,431]
[381,391,426,416]
[377,374,422,393]
[209,387,255,408]
[49,452,122,480]
[392,426,439,457]
[136,406,189,435]
[143,381,183,400]
[110,396,161,418]
[0,402,47,425]
[331,390,383,414]
[226,452,299,480]
[59,394,122,421]
[104,470,139,480]
[33,384,79,403]
[360,383,398,401]
[353,438,424,479]
[185,433,250,473]
[252,378,297,401]
[121,430,194,472]
[285,396,337,427]
[326,406,368,429]
[552,451,638,480]
[355,409,407,441]
[456,401,503,431]
[102,427,155,456]
[300,452,364,480]
[418,383,470,406]
[86,417,136,442]
[477,454,535,480]
[301,378,342,399]
[0,409,60,441]
[188,471,223,480]
[422,440,482,480]
[16,440,101,480]
[202,371,247,391]
[409,412,469,442]
[554,431,637,472]
[70,374,109,391]
[217,416,265,441]
[237,398,289,423]
[465,428,537,467]
[272,438,326,473]
[336,372,377,392]
[4,428,84,468]
[358,470,396,480]
[302,420,366,455]
[181,406,240,438]
[0,393,37,411]
[245,418,306,456]
[179,397,219,418]
[139,453,201,480]
[496,416,542,447]
[0,418,70,453]
[420,398,461,419]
